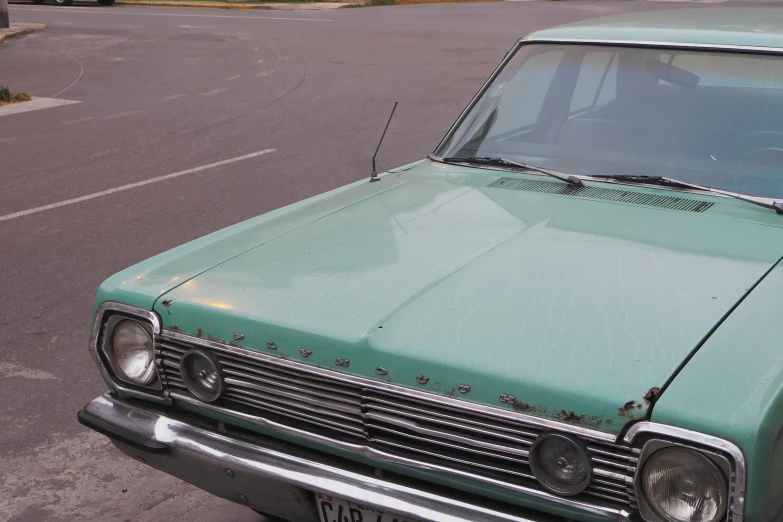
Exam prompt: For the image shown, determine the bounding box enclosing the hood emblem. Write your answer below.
[299,348,312,358]
[458,384,471,394]
[499,393,516,404]
[266,340,278,350]
[335,358,350,368]
[416,375,429,384]
[233,333,244,341]
[375,367,388,376]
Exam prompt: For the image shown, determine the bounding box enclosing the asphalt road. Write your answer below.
[0,0,753,520]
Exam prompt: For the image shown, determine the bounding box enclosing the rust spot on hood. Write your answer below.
[196,328,203,338]
[556,410,584,423]
[644,387,661,405]
[618,400,643,416]
[512,399,542,414]
[554,410,604,429]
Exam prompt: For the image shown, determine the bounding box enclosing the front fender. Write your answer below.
[650,259,783,521]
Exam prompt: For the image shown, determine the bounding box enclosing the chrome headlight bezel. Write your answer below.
[90,302,165,399]
[635,439,732,522]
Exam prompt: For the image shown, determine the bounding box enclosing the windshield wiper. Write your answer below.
[590,175,783,215]
[441,156,583,187]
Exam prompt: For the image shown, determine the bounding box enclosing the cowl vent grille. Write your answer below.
[486,177,714,213]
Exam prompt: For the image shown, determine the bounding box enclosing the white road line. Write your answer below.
[200,88,227,96]
[227,75,242,81]
[163,93,186,101]
[256,59,264,64]
[52,41,84,98]
[0,149,276,223]
[105,110,142,119]
[256,71,274,78]
[0,137,18,144]
[11,7,332,21]
[62,116,92,126]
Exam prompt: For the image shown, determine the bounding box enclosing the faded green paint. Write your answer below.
[92,168,412,315]
[528,8,783,49]
[101,159,780,436]
[652,261,783,521]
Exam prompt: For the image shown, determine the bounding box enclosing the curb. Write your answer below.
[0,23,46,45]
[115,1,355,8]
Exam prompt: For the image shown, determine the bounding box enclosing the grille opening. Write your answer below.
[157,332,638,512]
[487,177,714,213]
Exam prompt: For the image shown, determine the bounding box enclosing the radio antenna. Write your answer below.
[370,101,398,183]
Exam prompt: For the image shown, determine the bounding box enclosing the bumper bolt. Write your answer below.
[225,469,234,477]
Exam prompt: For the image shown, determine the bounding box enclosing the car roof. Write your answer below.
[525,8,783,50]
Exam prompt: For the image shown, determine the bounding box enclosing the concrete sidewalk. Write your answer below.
[0,23,45,45]
[115,0,356,8]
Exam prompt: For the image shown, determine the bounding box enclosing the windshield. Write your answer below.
[436,43,783,199]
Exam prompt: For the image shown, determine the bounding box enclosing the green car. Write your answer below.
[79,8,783,522]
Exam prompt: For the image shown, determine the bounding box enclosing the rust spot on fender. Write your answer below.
[644,387,661,405]
[168,326,181,333]
[161,299,173,315]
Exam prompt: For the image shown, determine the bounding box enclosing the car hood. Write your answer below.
[154,165,783,433]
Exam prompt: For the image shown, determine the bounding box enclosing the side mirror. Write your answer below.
[646,59,700,89]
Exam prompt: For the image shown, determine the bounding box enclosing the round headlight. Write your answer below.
[112,320,156,385]
[529,433,592,496]
[180,349,223,402]
[642,447,727,522]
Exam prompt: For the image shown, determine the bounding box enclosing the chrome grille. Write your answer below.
[158,337,365,437]
[365,389,638,508]
[157,333,638,511]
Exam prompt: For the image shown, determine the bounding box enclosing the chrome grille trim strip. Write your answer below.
[367,403,536,445]
[368,425,529,465]
[366,411,530,458]
[366,396,540,439]
[372,437,535,479]
[168,391,634,521]
[159,330,617,442]
[222,374,362,413]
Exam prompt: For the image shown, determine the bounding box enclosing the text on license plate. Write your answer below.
[315,493,415,522]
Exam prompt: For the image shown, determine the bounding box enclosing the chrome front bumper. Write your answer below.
[79,394,558,522]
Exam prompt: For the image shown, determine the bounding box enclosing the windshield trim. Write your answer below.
[428,154,783,206]
[520,37,783,55]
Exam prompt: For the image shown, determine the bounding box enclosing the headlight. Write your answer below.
[112,320,157,385]
[642,447,727,522]
[529,433,592,496]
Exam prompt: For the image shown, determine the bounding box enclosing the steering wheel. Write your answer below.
[737,130,783,165]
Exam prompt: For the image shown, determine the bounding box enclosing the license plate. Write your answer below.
[315,493,415,522]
